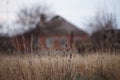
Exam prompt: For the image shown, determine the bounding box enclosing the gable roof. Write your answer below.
[38,15,87,36]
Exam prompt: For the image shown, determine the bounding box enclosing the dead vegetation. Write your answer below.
[0,52,120,80]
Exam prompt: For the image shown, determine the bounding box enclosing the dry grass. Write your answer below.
[0,52,120,80]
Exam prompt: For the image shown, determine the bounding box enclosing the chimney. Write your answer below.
[40,14,46,24]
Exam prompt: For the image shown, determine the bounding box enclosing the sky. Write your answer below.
[0,0,120,34]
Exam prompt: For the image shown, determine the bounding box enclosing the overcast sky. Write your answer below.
[0,0,120,34]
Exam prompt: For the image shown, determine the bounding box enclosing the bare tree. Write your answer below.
[88,8,118,51]
[88,9,117,33]
[16,4,54,30]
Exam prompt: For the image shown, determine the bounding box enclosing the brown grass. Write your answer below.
[0,53,120,80]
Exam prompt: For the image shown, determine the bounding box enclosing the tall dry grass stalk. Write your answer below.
[0,53,120,80]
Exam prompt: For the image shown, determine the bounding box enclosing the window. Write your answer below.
[60,38,67,48]
[46,38,54,48]
[32,38,39,49]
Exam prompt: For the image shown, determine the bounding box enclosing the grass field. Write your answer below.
[0,52,120,80]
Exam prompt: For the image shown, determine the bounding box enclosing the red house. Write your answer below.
[12,15,88,52]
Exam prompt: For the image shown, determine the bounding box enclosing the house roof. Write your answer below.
[38,15,88,36]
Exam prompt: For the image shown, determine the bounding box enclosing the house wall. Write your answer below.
[39,36,68,50]
[12,34,88,52]
[39,34,88,50]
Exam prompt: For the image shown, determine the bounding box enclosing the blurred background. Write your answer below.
[0,0,120,35]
